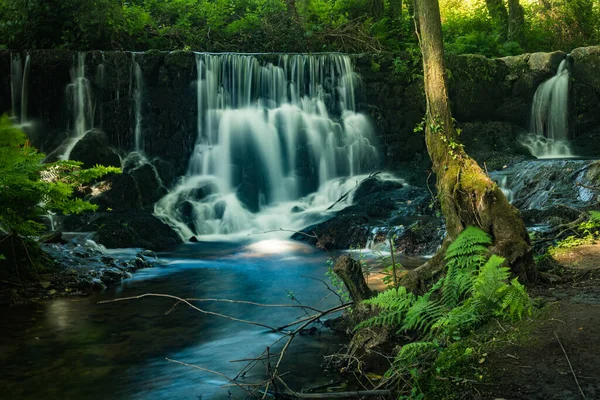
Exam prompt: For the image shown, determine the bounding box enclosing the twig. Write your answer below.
[301,275,344,304]
[389,238,398,288]
[275,304,351,331]
[262,303,353,399]
[554,332,587,399]
[166,357,254,396]
[98,293,281,332]
[185,297,324,313]
[248,228,317,239]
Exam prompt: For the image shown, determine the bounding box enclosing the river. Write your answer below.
[0,239,346,399]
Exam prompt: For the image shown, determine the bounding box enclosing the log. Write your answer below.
[333,255,375,303]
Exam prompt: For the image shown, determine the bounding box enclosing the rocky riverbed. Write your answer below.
[0,234,162,305]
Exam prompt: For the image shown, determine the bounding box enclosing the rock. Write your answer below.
[189,236,199,243]
[353,176,404,203]
[70,130,121,169]
[41,232,65,244]
[394,220,445,256]
[527,51,566,74]
[93,211,182,251]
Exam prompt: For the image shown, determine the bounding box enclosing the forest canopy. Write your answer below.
[0,0,598,55]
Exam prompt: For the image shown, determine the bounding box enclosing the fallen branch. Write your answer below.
[271,389,391,398]
[248,228,318,239]
[98,293,281,332]
[166,357,255,396]
[554,331,587,400]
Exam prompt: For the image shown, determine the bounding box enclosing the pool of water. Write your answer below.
[0,239,346,399]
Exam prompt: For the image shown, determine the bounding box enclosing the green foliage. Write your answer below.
[549,210,600,256]
[0,115,119,236]
[356,226,532,397]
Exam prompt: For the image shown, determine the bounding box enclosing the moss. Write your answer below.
[164,51,196,70]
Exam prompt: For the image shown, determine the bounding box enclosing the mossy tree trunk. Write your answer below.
[400,0,537,290]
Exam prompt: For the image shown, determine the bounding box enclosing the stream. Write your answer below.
[0,239,345,399]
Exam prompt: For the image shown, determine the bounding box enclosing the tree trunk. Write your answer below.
[334,256,375,303]
[484,0,509,40]
[399,0,537,290]
[507,0,525,43]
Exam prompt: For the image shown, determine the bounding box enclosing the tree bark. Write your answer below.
[507,0,525,43]
[333,255,375,303]
[484,0,509,40]
[399,0,537,290]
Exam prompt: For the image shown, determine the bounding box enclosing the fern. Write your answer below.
[401,294,445,334]
[441,227,491,307]
[499,278,531,321]
[356,287,415,330]
[352,226,533,396]
[393,341,437,368]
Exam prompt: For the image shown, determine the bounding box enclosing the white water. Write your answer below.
[521,59,573,158]
[9,52,31,127]
[59,53,96,160]
[155,53,380,240]
[131,54,145,152]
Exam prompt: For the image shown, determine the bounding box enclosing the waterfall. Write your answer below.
[154,53,380,239]
[59,53,95,160]
[131,54,145,152]
[9,52,31,126]
[520,58,573,158]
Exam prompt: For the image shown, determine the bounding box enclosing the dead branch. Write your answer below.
[166,357,255,396]
[248,228,318,239]
[98,293,281,332]
[554,332,587,400]
[262,303,353,399]
[301,275,346,304]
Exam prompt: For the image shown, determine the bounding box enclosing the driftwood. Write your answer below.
[333,255,375,303]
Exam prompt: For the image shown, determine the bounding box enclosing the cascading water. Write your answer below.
[58,53,95,160]
[9,52,31,126]
[520,58,573,158]
[131,54,145,152]
[154,53,380,239]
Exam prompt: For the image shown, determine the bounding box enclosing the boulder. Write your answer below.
[70,130,121,168]
[92,211,182,251]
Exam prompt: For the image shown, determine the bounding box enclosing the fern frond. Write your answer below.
[356,287,416,330]
[401,295,445,334]
[499,278,532,320]
[394,341,437,368]
[445,226,492,261]
[472,255,510,307]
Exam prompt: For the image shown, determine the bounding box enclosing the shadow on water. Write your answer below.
[0,240,347,399]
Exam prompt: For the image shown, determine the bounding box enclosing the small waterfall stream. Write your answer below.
[9,52,31,126]
[59,53,96,160]
[520,58,573,158]
[131,54,145,153]
[154,53,380,239]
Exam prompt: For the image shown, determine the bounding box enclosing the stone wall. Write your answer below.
[1,47,599,187]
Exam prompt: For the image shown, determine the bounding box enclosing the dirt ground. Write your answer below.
[480,246,600,400]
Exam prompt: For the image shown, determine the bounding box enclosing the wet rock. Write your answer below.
[353,176,404,203]
[293,177,432,251]
[70,130,121,169]
[93,211,182,251]
[189,236,199,243]
[394,220,445,256]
